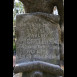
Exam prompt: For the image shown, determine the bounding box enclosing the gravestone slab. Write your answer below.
[16,13,61,65]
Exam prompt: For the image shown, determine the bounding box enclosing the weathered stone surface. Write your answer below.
[14,61,63,75]
[16,13,61,65]
[19,0,64,27]
[14,13,63,77]
[14,61,63,77]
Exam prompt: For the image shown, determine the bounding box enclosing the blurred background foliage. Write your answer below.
[13,0,25,54]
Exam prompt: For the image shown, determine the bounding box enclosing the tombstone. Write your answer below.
[13,12,63,77]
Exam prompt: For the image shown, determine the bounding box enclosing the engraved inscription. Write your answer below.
[16,14,60,63]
